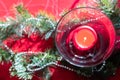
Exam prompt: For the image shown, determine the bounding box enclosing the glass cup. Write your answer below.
[55,7,116,67]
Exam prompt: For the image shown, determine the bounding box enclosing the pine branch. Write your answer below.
[15,4,31,19]
[28,50,61,71]
[99,0,117,16]
[0,48,11,62]
[10,53,32,80]
[0,4,56,41]
[0,22,16,40]
[110,8,120,28]
[10,50,61,80]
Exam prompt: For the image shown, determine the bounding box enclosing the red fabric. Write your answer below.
[1,62,120,80]
[107,67,120,80]
[0,62,18,80]
[49,67,90,80]
[117,0,120,8]
[0,0,120,80]
[0,0,76,20]
[4,34,54,53]
[0,0,98,20]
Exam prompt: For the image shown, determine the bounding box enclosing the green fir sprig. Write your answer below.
[99,0,117,16]
[0,4,58,80]
[9,50,61,80]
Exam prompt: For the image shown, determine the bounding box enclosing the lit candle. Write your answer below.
[73,26,97,50]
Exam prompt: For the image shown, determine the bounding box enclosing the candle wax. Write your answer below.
[73,26,97,50]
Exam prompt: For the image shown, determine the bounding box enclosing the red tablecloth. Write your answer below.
[0,0,79,20]
[0,0,120,80]
[0,0,98,20]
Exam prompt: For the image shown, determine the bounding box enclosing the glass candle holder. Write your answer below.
[55,7,116,67]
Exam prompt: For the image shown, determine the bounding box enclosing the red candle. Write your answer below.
[73,26,97,50]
